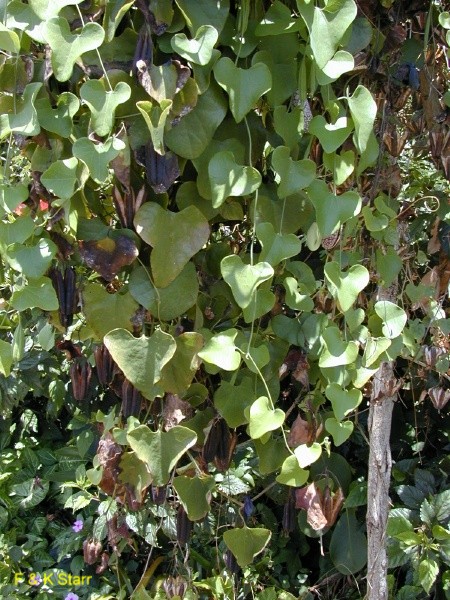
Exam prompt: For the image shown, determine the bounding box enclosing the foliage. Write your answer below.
[0,0,449,599]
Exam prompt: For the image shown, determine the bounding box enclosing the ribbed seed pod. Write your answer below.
[151,485,167,506]
[94,344,116,388]
[121,379,143,418]
[70,359,92,402]
[282,490,296,535]
[176,506,192,546]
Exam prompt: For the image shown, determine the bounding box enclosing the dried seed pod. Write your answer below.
[49,266,78,328]
[83,538,102,565]
[151,485,167,505]
[121,379,143,418]
[94,344,117,388]
[176,505,192,546]
[162,576,188,598]
[224,548,239,574]
[70,359,92,402]
[282,490,296,535]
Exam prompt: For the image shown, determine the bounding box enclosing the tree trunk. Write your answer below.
[366,285,398,600]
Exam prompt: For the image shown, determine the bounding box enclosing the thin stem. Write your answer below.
[76,5,113,91]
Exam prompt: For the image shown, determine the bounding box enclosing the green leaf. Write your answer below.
[175,0,229,36]
[319,327,359,367]
[127,425,197,486]
[276,455,309,486]
[325,384,362,421]
[173,475,215,521]
[223,526,271,567]
[80,79,131,137]
[103,0,134,42]
[198,329,241,371]
[246,396,285,440]
[330,511,367,574]
[165,82,228,159]
[324,261,369,312]
[309,115,353,153]
[347,85,377,153]
[0,183,28,216]
[118,451,152,500]
[214,377,254,427]
[44,17,105,82]
[251,51,297,107]
[82,283,139,340]
[159,332,204,396]
[255,0,301,35]
[362,336,392,368]
[0,82,42,138]
[242,286,276,323]
[325,417,354,446]
[374,301,407,339]
[214,57,272,123]
[362,206,389,232]
[294,442,322,468]
[283,277,314,311]
[29,0,83,19]
[11,276,59,311]
[7,1,46,43]
[439,11,450,28]
[36,92,80,138]
[323,150,355,185]
[41,157,79,199]
[255,437,290,474]
[0,340,13,377]
[418,558,439,594]
[104,328,177,401]
[73,137,125,183]
[10,478,49,509]
[375,247,403,287]
[129,263,199,321]
[0,23,20,53]
[318,50,354,83]
[307,180,361,236]
[302,0,357,68]
[171,25,218,65]
[6,239,57,278]
[134,203,210,288]
[271,146,316,198]
[208,150,261,208]
[221,255,274,309]
[136,99,172,156]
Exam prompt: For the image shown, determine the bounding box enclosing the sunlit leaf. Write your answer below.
[223,526,271,567]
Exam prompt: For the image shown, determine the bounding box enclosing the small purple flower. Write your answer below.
[65,593,79,600]
[30,573,42,586]
[72,519,83,533]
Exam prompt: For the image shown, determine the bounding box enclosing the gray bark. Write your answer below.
[366,285,398,600]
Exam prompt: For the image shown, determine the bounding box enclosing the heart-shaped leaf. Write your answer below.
[319,327,359,367]
[136,99,172,156]
[0,82,42,139]
[302,0,357,68]
[165,82,228,159]
[283,277,314,311]
[127,425,197,487]
[82,283,138,340]
[41,157,79,199]
[7,239,57,279]
[36,92,79,138]
[324,261,369,312]
[0,23,20,53]
[276,455,309,486]
[347,84,377,153]
[30,0,83,19]
[171,25,218,65]
[73,137,125,183]
[242,287,276,323]
[325,417,354,446]
[198,329,241,371]
[307,180,361,237]
[208,150,261,208]
[330,511,367,574]
[323,150,355,185]
[176,0,229,36]
[44,17,105,82]
[256,222,301,266]
[159,332,204,396]
[326,383,363,422]
[80,79,131,137]
[11,277,59,312]
[214,57,271,123]
[251,51,297,108]
[309,115,354,153]
[223,526,271,568]
[374,301,407,339]
[173,475,215,521]
[294,442,322,468]
[318,50,354,82]
[221,255,274,309]
[0,340,13,377]
[246,396,285,440]
[214,377,255,427]
[104,328,176,401]
[134,203,209,288]
[362,336,392,368]
[271,146,316,198]
[129,263,199,322]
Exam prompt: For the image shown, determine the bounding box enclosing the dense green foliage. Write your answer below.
[0,1,449,599]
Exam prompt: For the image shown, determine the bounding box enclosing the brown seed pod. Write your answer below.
[70,359,92,402]
[176,505,192,546]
